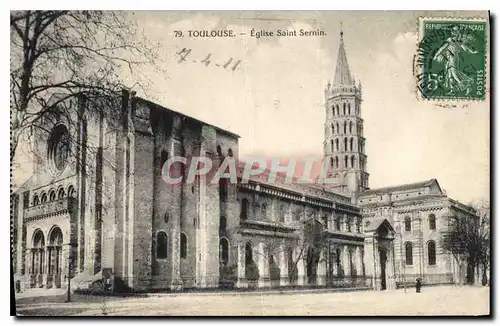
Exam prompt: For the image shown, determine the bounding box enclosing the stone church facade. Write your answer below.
[12,31,478,293]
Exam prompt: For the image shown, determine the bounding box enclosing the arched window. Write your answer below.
[49,190,56,201]
[344,137,348,151]
[332,106,335,116]
[428,241,436,266]
[350,138,354,151]
[343,103,346,115]
[228,148,234,157]
[67,185,76,198]
[429,214,436,230]
[261,203,267,219]
[335,217,341,231]
[356,218,361,233]
[216,145,223,157]
[180,233,187,259]
[57,188,65,199]
[40,193,47,203]
[335,248,342,276]
[404,216,411,232]
[343,121,347,134]
[344,156,348,168]
[405,242,413,265]
[351,156,355,168]
[336,105,340,116]
[335,138,339,152]
[330,139,334,153]
[245,242,253,265]
[348,249,355,276]
[349,121,353,133]
[335,156,339,169]
[156,231,168,259]
[219,238,229,264]
[330,157,334,168]
[219,216,227,233]
[219,178,228,202]
[240,198,249,220]
[348,103,351,115]
[33,195,40,206]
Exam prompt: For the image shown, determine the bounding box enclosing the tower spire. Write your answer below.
[333,26,353,86]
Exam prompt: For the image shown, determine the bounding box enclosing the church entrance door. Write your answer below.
[379,249,387,290]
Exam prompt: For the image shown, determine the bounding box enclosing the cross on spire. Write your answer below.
[333,25,353,86]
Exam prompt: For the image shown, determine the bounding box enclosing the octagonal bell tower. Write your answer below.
[323,28,369,193]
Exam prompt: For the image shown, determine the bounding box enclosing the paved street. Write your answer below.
[15,285,489,316]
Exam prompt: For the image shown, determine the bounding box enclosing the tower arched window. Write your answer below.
[331,124,335,135]
[343,121,347,134]
[349,121,353,133]
[336,105,340,116]
[348,103,351,115]
[156,231,168,259]
[335,138,339,152]
[261,203,267,220]
[429,214,436,230]
[332,106,335,116]
[240,198,249,221]
[330,139,334,153]
[427,241,436,266]
[335,156,339,169]
[351,156,355,168]
[350,138,354,151]
[180,233,187,259]
[344,156,348,168]
[330,157,334,168]
[343,103,346,115]
[404,216,412,232]
[344,138,348,151]
[405,242,413,265]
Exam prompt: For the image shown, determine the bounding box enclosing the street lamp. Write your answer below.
[398,220,407,293]
[65,241,78,303]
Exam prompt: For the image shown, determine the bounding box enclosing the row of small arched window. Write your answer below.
[405,241,437,266]
[330,121,359,135]
[404,214,437,232]
[32,185,76,206]
[332,103,354,116]
[330,137,358,153]
[239,198,362,232]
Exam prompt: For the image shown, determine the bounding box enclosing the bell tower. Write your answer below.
[323,28,369,193]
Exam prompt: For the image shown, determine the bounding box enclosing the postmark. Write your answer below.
[415,17,487,100]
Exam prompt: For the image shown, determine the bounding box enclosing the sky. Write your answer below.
[12,10,490,204]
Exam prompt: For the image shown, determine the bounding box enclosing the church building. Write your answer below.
[12,30,478,293]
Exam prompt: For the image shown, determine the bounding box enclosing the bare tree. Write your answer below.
[441,202,490,285]
[10,10,162,163]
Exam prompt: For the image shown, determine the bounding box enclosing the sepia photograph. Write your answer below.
[10,9,491,316]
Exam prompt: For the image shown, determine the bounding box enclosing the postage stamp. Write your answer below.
[416,17,487,100]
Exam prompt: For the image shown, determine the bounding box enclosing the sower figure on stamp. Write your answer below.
[433,26,478,95]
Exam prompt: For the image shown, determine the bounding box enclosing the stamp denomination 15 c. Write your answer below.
[416,17,487,100]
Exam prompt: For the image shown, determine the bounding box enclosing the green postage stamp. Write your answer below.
[416,17,488,100]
